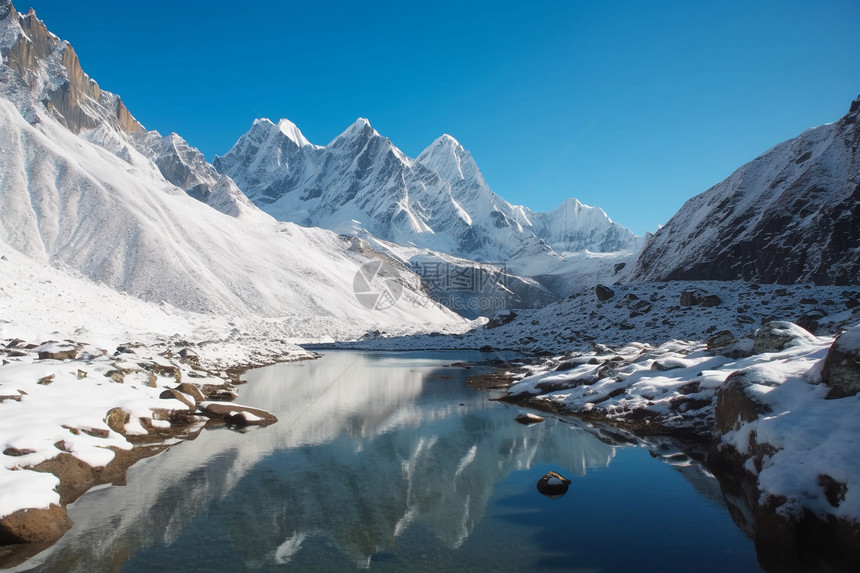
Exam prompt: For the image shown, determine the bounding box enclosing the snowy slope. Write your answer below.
[215,118,641,277]
[0,2,467,337]
[633,95,860,285]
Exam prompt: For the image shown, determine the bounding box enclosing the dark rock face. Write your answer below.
[633,95,860,286]
[822,326,860,398]
[714,369,776,433]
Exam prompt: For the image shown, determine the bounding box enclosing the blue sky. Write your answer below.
[23,0,860,234]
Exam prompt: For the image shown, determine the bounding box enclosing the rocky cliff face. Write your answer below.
[633,95,860,285]
[0,2,255,219]
[0,1,141,134]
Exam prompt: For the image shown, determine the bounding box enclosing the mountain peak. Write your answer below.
[417,133,483,187]
[277,118,312,148]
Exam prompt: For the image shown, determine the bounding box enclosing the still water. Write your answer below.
[17,351,761,572]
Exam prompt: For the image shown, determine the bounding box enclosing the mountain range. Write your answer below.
[1,0,857,336]
[214,116,642,277]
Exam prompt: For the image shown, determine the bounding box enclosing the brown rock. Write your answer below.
[176,382,205,404]
[0,505,73,545]
[198,402,278,427]
[158,389,196,409]
[104,407,130,434]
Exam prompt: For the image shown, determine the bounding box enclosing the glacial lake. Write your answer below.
[15,350,761,572]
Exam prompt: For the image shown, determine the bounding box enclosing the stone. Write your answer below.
[515,413,545,425]
[0,505,73,545]
[104,407,130,434]
[536,471,571,498]
[701,294,722,307]
[707,330,736,351]
[198,402,278,427]
[175,382,206,404]
[680,291,700,306]
[35,342,77,361]
[158,389,196,409]
[821,326,860,399]
[715,369,777,433]
[752,321,816,355]
[594,284,615,301]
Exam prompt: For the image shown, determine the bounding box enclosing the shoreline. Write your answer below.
[0,336,312,568]
[476,323,860,572]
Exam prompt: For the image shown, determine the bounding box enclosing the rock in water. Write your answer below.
[536,471,571,499]
[515,412,545,425]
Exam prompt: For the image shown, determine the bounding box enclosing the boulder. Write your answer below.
[35,342,77,361]
[198,402,278,427]
[822,326,860,399]
[594,284,615,301]
[515,413,545,425]
[536,471,571,498]
[707,330,736,351]
[0,505,73,545]
[175,382,206,403]
[701,294,722,307]
[752,321,816,355]
[158,389,196,409]
[715,368,778,433]
[680,291,700,306]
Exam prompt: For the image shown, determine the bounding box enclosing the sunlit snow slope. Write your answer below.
[0,2,465,338]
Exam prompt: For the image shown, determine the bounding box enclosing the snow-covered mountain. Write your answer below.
[633,95,860,285]
[0,1,466,339]
[215,117,641,276]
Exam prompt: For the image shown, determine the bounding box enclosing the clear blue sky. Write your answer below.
[23,0,860,234]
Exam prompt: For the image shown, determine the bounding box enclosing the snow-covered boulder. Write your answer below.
[822,325,860,398]
[751,321,817,354]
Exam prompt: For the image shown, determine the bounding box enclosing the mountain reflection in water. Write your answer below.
[12,351,757,573]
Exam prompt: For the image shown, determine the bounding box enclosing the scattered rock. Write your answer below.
[37,374,55,385]
[76,369,87,380]
[701,294,722,307]
[536,471,571,498]
[175,382,205,403]
[707,330,736,351]
[35,343,77,361]
[177,347,200,365]
[104,407,130,435]
[3,447,36,457]
[613,262,626,274]
[158,389,196,409]
[680,291,700,306]
[594,284,615,301]
[198,402,278,427]
[478,345,495,353]
[821,326,860,399]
